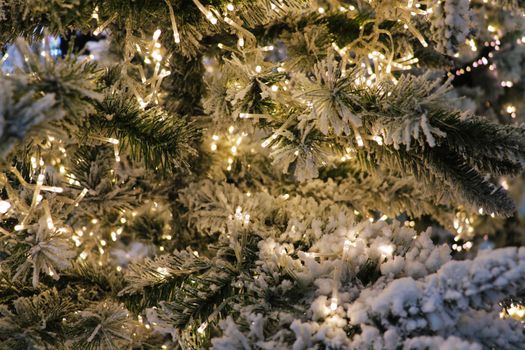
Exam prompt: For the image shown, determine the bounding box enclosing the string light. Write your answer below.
[0,200,11,214]
[153,29,162,41]
[156,267,170,277]
[165,0,181,44]
[93,13,117,36]
[330,296,338,311]
[378,244,394,257]
[197,322,208,334]
[505,104,517,118]
[192,0,218,24]
[131,30,172,109]
[355,135,364,147]
[372,135,383,145]
[501,303,525,320]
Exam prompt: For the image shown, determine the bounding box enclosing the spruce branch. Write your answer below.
[213,52,525,214]
[13,39,102,117]
[0,0,95,46]
[66,145,141,217]
[306,167,458,227]
[352,142,516,216]
[67,301,133,350]
[0,39,102,164]
[11,219,76,288]
[0,288,74,349]
[119,251,211,313]
[0,77,63,162]
[57,261,125,301]
[122,231,260,339]
[91,92,200,173]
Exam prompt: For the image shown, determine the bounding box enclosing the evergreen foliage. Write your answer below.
[1,0,525,349]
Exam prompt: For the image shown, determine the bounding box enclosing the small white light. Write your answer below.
[356,135,364,147]
[0,200,11,214]
[373,135,383,145]
[153,29,162,40]
[156,267,169,276]
[37,174,45,185]
[330,297,338,311]
[197,322,208,334]
[379,244,394,256]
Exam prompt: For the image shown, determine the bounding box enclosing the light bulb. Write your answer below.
[0,200,11,214]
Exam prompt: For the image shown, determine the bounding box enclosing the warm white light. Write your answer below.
[156,267,169,276]
[330,297,338,311]
[37,174,45,186]
[46,217,54,230]
[0,200,11,214]
[379,244,394,256]
[356,135,364,147]
[197,322,208,334]
[153,29,162,41]
[506,105,516,114]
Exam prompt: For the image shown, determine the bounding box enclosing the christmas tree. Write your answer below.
[1,0,525,349]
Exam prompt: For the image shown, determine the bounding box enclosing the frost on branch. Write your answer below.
[429,0,472,55]
[209,214,525,349]
[12,217,75,288]
[300,57,362,136]
[0,39,101,162]
[0,78,61,160]
[1,0,525,349]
